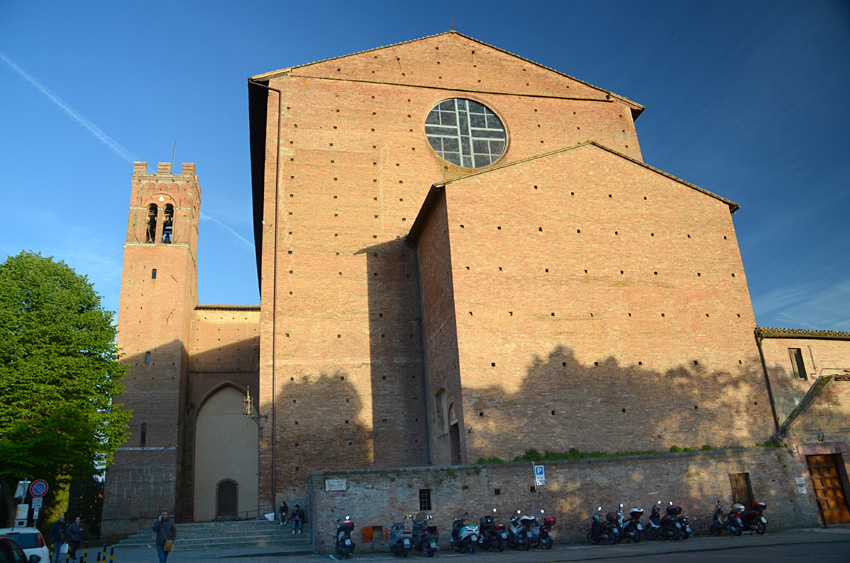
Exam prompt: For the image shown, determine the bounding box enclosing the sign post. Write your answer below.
[534,465,546,487]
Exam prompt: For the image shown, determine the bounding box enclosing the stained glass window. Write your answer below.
[425,99,506,168]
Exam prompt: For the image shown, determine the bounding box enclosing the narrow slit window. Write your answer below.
[162,204,174,244]
[145,351,151,364]
[151,269,157,280]
[140,423,147,447]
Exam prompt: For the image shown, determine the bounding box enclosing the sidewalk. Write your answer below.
[104,527,850,563]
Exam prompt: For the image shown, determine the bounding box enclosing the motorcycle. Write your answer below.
[587,506,618,545]
[621,505,643,543]
[450,514,479,553]
[477,509,504,552]
[506,510,530,550]
[411,514,438,557]
[643,501,662,540]
[709,499,744,536]
[742,502,768,535]
[537,510,556,549]
[334,515,355,560]
[389,516,414,557]
[675,505,692,539]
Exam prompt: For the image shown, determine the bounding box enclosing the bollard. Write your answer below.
[83,541,89,563]
[109,546,114,563]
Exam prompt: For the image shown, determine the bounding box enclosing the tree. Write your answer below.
[0,251,130,526]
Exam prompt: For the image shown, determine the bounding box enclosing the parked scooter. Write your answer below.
[334,516,355,559]
[477,509,504,552]
[674,504,692,539]
[537,510,556,549]
[450,514,479,553]
[519,511,540,547]
[411,514,438,557]
[643,501,663,540]
[742,502,768,534]
[709,499,744,536]
[660,502,683,540]
[390,516,414,557]
[506,510,530,550]
[587,506,618,545]
[621,505,644,543]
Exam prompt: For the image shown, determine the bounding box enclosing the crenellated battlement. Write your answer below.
[133,161,197,176]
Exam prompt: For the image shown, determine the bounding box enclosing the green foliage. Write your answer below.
[514,449,543,462]
[0,252,130,514]
[669,445,682,453]
[446,469,457,478]
[701,445,713,451]
[756,440,783,448]
[476,456,505,464]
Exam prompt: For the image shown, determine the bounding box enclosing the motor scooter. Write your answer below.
[643,501,662,540]
[709,499,744,536]
[334,516,355,559]
[586,506,617,545]
[477,509,503,551]
[660,502,683,540]
[506,510,530,550]
[450,514,479,553]
[621,505,643,543]
[537,510,556,549]
[742,502,767,534]
[411,514,438,557]
[389,516,413,557]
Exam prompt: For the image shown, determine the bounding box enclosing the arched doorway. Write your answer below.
[216,479,239,520]
[194,386,258,521]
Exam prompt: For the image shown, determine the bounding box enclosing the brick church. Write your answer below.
[102,32,850,536]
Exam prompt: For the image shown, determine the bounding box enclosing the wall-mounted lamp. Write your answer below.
[243,386,268,427]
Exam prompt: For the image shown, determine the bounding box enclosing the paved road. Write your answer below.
[101,528,850,563]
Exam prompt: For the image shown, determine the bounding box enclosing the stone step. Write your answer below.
[116,520,312,552]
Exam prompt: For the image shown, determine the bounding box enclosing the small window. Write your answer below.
[419,488,432,511]
[729,473,753,507]
[140,423,146,447]
[788,348,807,380]
[145,351,151,363]
[151,269,157,280]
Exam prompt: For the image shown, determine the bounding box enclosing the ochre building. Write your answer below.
[102,32,850,536]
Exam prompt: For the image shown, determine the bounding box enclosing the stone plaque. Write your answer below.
[325,478,347,491]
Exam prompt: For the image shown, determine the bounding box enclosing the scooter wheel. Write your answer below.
[709,524,720,536]
[731,524,742,537]
[754,520,766,535]
[587,530,600,545]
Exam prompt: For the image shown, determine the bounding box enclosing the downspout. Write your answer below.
[249,78,282,510]
[412,247,432,465]
[754,328,781,435]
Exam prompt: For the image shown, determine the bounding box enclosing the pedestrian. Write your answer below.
[291,504,305,534]
[152,509,177,563]
[279,499,288,526]
[49,515,66,563]
[67,516,84,561]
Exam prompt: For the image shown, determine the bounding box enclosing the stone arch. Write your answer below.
[193,385,258,522]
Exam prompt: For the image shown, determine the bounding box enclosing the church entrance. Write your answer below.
[216,479,239,519]
[807,454,850,524]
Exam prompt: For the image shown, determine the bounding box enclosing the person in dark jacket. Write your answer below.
[290,504,305,534]
[152,509,177,562]
[67,516,84,560]
[49,515,66,563]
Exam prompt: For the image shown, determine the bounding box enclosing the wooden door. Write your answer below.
[806,454,850,524]
[216,479,238,519]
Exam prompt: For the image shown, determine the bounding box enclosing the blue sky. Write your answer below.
[1,0,848,331]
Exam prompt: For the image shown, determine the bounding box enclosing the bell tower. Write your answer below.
[102,162,201,537]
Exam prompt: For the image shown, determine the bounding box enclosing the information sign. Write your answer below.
[31,497,43,509]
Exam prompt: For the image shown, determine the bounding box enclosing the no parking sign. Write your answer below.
[30,479,48,497]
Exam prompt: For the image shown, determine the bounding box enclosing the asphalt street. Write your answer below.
[96,527,850,563]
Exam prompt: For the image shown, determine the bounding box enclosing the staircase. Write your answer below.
[116,519,312,554]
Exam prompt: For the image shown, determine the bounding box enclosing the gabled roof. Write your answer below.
[250,31,643,116]
[406,141,739,247]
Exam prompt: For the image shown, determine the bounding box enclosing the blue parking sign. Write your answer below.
[534,465,545,486]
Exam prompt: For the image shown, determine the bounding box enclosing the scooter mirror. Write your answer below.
[619,503,624,509]
[597,506,602,511]
[517,510,521,514]
[493,508,497,513]
[540,509,545,514]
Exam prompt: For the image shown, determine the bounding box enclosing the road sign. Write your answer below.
[30,480,48,497]
[31,497,43,509]
[534,464,546,487]
[14,480,31,500]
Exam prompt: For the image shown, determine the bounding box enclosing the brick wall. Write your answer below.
[309,447,818,554]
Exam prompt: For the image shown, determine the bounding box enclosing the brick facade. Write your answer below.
[102,32,849,536]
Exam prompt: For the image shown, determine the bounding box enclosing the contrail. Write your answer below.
[200,213,255,251]
[1,52,137,163]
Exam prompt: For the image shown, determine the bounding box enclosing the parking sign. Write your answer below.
[534,465,545,486]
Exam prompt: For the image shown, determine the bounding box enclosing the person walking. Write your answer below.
[279,499,288,526]
[152,509,177,562]
[290,504,305,534]
[49,515,66,563]
[67,516,84,561]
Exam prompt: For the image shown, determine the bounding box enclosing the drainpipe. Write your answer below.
[249,78,282,510]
